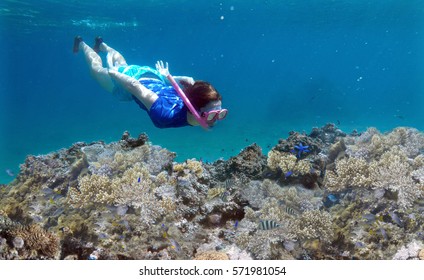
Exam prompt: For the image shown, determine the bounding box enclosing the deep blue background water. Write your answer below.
[1,0,423,184]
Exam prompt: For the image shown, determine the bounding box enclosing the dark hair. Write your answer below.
[180,80,221,111]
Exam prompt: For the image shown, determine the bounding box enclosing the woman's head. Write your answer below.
[181,81,221,111]
[180,80,227,126]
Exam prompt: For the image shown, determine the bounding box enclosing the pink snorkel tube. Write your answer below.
[165,74,209,130]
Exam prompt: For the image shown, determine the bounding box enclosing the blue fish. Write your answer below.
[137,177,141,183]
[284,171,293,178]
[234,220,239,229]
[323,194,339,208]
[327,194,338,203]
[5,169,14,177]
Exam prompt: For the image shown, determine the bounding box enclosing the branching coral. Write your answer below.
[324,157,373,191]
[346,127,424,160]
[369,147,424,209]
[67,163,166,227]
[267,150,311,176]
[67,174,115,208]
[114,168,151,207]
[173,159,204,179]
[290,210,334,244]
[326,145,424,209]
[114,165,165,228]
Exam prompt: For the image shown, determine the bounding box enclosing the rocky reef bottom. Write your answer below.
[1,124,424,260]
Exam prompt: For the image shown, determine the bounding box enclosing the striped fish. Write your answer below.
[258,220,280,230]
[284,205,299,216]
[224,178,234,189]
[279,200,300,216]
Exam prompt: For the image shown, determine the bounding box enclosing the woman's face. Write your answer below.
[199,100,225,126]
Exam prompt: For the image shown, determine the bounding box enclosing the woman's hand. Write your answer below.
[156,60,170,76]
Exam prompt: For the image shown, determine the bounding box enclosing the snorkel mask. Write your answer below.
[200,101,228,125]
[166,74,227,129]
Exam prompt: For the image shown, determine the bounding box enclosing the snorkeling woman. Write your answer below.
[73,36,227,129]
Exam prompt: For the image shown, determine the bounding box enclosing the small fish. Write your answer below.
[379,226,388,240]
[258,220,280,230]
[362,213,376,224]
[327,194,338,203]
[284,171,293,178]
[234,220,239,229]
[49,197,55,205]
[168,238,181,252]
[284,205,298,216]
[137,177,141,183]
[394,114,404,120]
[388,211,403,227]
[5,169,14,177]
[278,201,299,216]
[161,223,169,239]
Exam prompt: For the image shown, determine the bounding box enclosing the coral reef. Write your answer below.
[1,125,424,260]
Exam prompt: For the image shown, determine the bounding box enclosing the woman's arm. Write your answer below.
[173,76,195,86]
[108,70,158,110]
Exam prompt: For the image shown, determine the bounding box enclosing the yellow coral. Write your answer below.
[186,159,204,177]
[267,150,311,176]
[207,187,226,199]
[160,196,176,213]
[172,163,185,173]
[173,159,204,178]
[155,171,170,187]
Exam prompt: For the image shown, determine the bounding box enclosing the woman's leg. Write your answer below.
[74,36,114,93]
[78,40,114,93]
[94,37,127,69]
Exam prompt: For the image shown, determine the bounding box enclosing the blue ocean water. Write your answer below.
[0,0,423,184]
